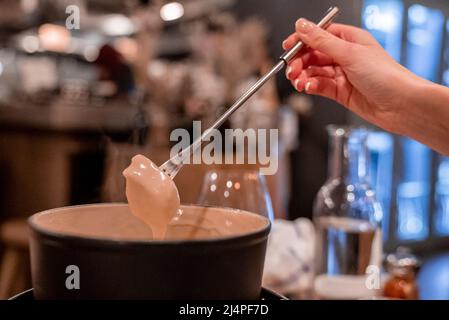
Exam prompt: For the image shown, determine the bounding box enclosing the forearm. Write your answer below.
[396,79,449,156]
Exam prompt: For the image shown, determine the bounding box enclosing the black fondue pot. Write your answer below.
[28,203,270,300]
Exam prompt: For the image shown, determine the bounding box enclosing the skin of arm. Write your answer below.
[283,19,449,156]
[401,80,449,156]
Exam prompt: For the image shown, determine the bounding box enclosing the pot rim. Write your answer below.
[28,203,271,247]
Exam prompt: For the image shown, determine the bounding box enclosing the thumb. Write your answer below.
[295,18,349,64]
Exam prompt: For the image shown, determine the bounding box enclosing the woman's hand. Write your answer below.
[283,19,427,134]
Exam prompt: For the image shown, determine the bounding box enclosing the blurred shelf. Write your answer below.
[0,103,144,133]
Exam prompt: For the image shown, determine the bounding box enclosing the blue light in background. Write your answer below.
[362,1,443,241]
[397,181,429,240]
[435,158,449,235]
[362,1,401,241]
[362,0,404,62]
[443,20,449,87]
[435,20,449,236]
[396,4,444,240]
[401,138,432,182]
[397,138,431,240]
[367,132,394,241]
[327,230,338,275]
[406,4,444,82]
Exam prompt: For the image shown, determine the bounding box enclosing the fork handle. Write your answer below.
[161,6,340,178]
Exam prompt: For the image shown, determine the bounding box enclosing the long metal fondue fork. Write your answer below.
[160,6,340,178]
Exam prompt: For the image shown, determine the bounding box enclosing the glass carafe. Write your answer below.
[313,126,383,299]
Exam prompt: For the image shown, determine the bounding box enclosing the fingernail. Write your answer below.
[305,81,312,92]
[296,18,314,33]
[282,40,287,48]
[294,79,301,92]
[286,66,293,79]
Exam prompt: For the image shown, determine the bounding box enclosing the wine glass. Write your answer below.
[197,168,274,222]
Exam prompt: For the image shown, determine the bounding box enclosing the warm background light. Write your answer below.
[38,24,71,52]
[160,2,184,22]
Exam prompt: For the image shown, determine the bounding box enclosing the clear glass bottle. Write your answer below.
[313,126,383,299]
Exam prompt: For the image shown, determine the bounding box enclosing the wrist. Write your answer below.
[393,76,432,136]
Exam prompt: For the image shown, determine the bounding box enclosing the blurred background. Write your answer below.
[0,0,449,299]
